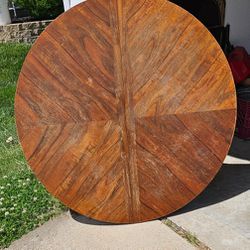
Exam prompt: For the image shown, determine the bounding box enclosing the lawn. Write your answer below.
[0,43,65,248]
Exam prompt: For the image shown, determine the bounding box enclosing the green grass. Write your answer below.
[0,43,65,248]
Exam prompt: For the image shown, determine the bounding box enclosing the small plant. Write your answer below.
[13,0,64,20]
[163,219,211,249]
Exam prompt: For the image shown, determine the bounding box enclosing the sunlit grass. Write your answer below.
[0,43,65,248]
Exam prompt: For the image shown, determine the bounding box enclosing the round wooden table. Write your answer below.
[15,0,236,223]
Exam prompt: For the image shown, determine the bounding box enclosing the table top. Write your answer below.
[15,0,236,223]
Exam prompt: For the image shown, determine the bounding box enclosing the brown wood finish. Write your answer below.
[15,0,236,223]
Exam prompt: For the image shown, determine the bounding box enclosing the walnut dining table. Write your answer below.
[15,0,236,224]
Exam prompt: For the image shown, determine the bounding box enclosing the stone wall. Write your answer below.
[0,20,52,43]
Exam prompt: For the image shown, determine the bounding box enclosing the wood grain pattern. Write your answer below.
[15,0,236,223]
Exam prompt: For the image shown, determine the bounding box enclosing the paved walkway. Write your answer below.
[8,212,195,250]
[8,137,250,250]
[169,137,250,250]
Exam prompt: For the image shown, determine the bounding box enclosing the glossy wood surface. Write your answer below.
[15,0,236,223]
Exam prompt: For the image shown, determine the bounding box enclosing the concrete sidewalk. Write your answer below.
[169,137,250,250]
[8,137,250,250]
[8,212,195,250]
